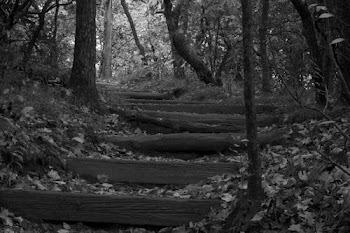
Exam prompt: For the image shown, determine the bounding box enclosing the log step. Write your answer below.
[120,103,277,115]
[0,189,220,226]
[67,158,240,184]
[114,109,282,133]
[104,130,285,153]
[107,91,173,100]
[125,99,219,105]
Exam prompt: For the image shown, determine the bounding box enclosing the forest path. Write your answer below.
[0,87,284,228]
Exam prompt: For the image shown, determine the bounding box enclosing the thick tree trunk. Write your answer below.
[173,30,220,85]
[121,0,146,62]
[241,0,264,200]
[99,0,113,81]
[290,0,326,105]
[70,0,99,109]
[163,0,185,79]
[259,0,271,93]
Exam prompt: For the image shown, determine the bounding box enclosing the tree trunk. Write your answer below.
[163,0,220,86]
[334,1,350,104]
[70,0,99,109]
[173,30,220,85]
[49,0,60,69]
[120,0,146,63]
[99,0,113,81]
[259,0,271,93]
[241,0,264,200]
[163,0,185,79]
[290,0,326,105]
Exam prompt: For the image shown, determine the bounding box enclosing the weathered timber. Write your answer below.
[0,189,220,226]
[112,108,282,133]
[118,103,277,114]
[67,158,241,184]
[125,99,219,105]
[108,91,173,100]
[104,130,285,153]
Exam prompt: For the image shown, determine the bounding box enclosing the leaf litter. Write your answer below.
[1,85,350,232]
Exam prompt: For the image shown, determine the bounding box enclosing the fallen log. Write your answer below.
[67,158,241,184]
[108,91,174,100]
[104,130,285,153]
[111,108,282,133]
[118,103,277,114]
[0,189,220,226]
[125,98,244,105]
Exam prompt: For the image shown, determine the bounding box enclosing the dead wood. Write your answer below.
[67,158,241,184]
[0,189,220,226]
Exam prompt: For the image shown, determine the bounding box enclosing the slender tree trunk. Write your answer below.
[70,0,99,109]
[49,0,60,69]
[22,0,55,67]
[241,0,263,201]
[99,0,113,81]
[259,0,271,93]
[290,0,326,105]
[334,1,350,104]
[121,0,146,63]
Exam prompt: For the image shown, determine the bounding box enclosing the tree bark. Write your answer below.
[114,108,282,134]
[259,0,271,93]
[70,0,99,109]
[334,1,350,104]
[241,0,264,200]
[290,0,326,105]
[173,30,220,85]
[104,131,285,153]
[120,0,146,62]
[99,0,113,81]
[49,0,60,69]
[163,0,185,79]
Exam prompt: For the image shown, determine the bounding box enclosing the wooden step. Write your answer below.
[113,108,282,133]
[0,189,221,226]
[125,99,218,105]
[122,103,277,115]
[108,91,173,100]
[104,130,285,153]
[66,158,241,184]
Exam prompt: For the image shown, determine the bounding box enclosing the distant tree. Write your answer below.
[70,0,99,109]
[99,0,113,81]
[121,0,146,63]
[49,0,61,70]
[259,0,271,93]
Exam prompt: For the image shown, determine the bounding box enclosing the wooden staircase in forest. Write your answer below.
[0,86,284,227]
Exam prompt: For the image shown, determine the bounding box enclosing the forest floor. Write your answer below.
[1,74,350,232]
